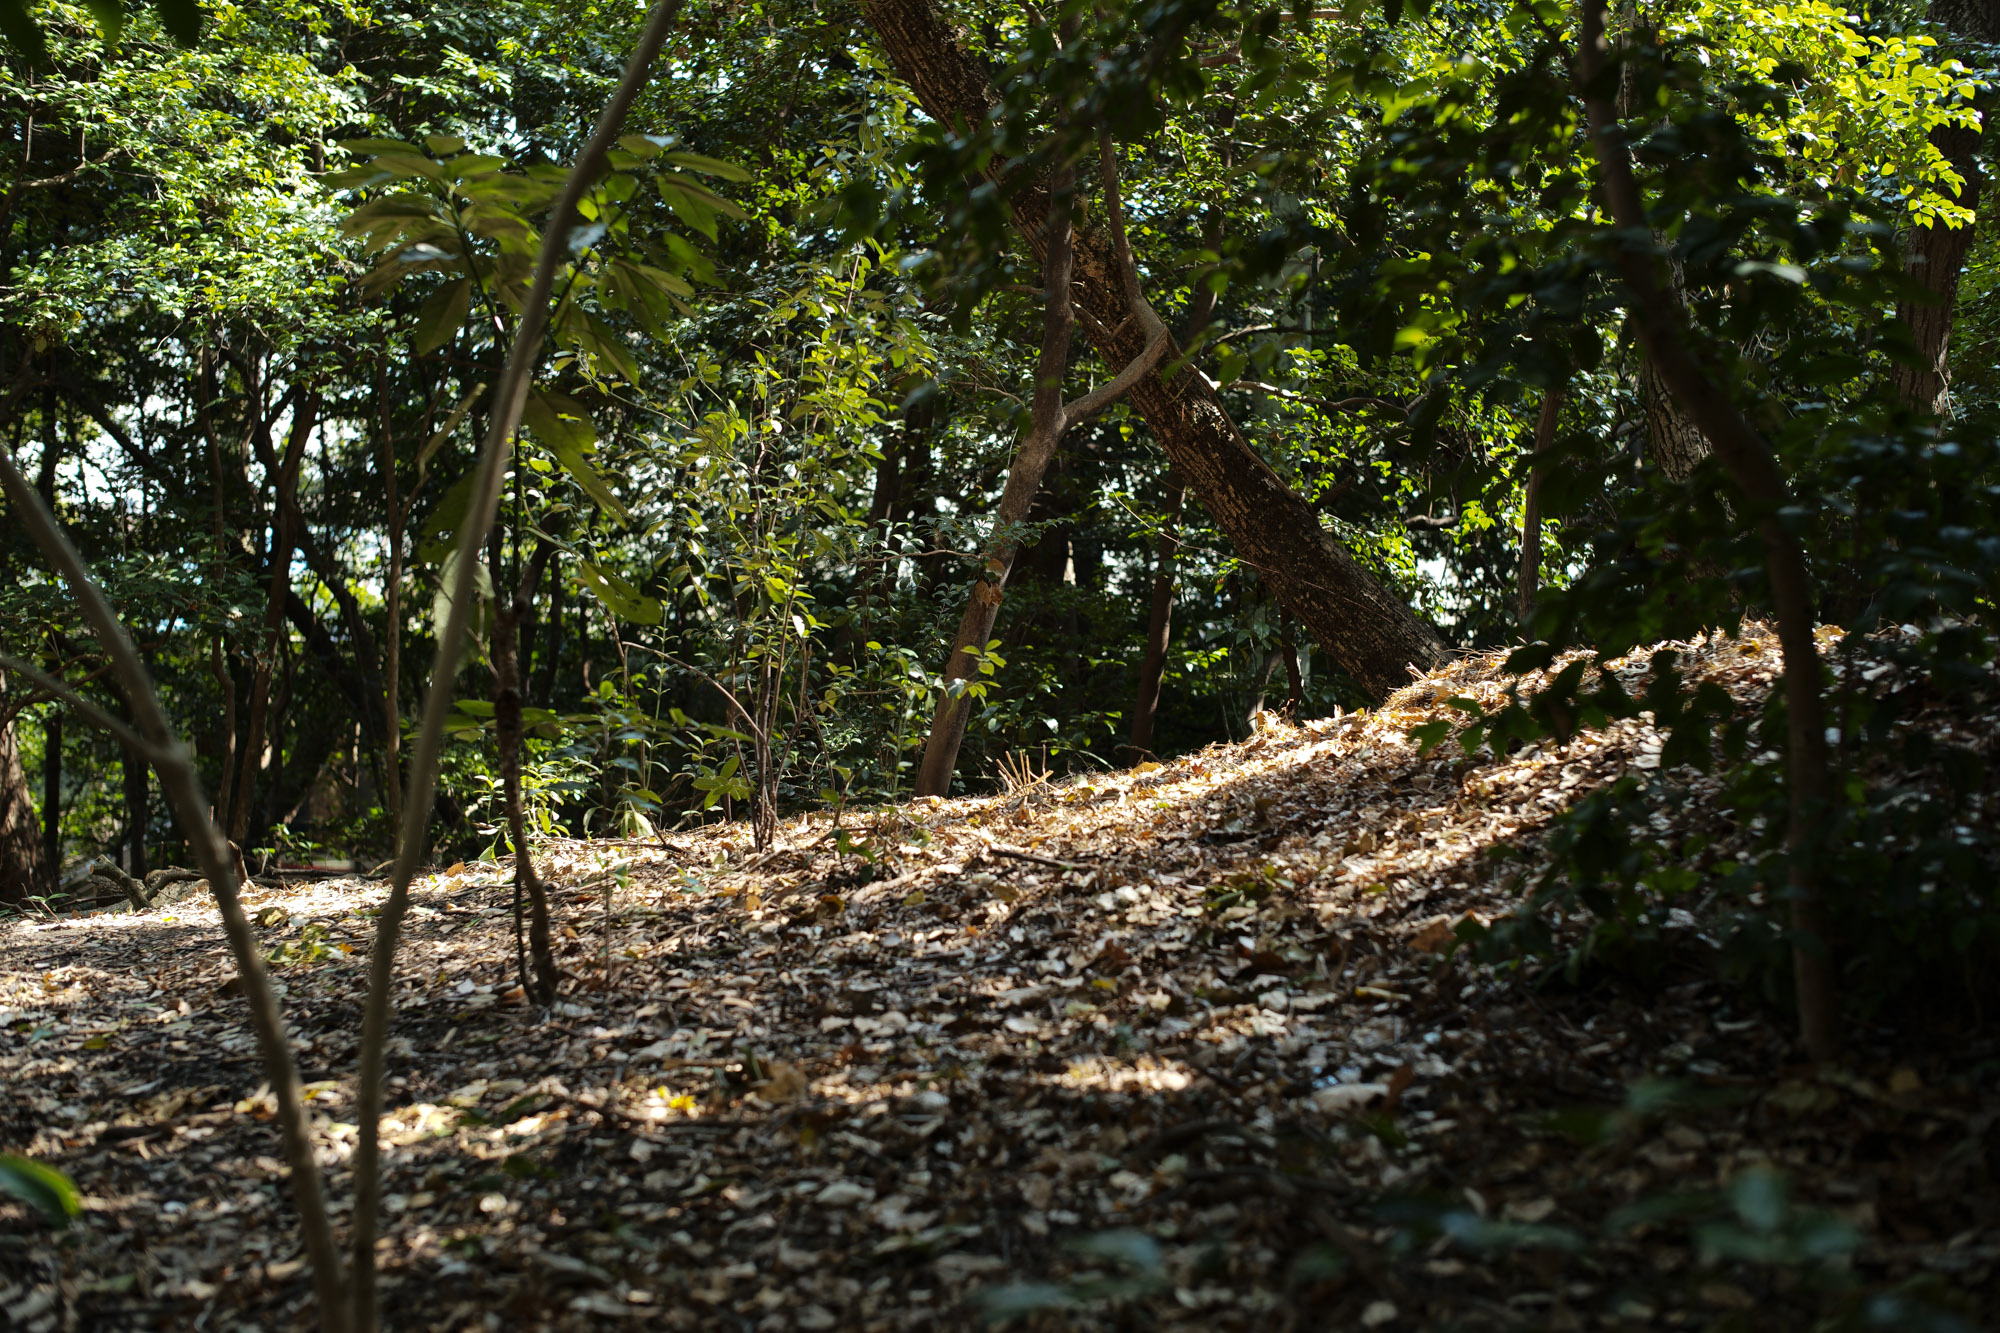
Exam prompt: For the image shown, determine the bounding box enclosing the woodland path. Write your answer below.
[1,630,1995,1331]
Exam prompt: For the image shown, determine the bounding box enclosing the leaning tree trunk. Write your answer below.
[864,0,1447,701]
[0,672,54,904]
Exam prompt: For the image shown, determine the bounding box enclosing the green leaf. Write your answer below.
[417,471,478,563]
[411,278,470,353]
[617,134,670,158]
[575,562,661,624]
[575,311,643,384]
[1408,719,1452,756]
[0,1155,81,1228]
[423,134,466,156]
[337,138,425,157]
[552,445,630,522]
[520,390,597,456]
[661,151,752,183]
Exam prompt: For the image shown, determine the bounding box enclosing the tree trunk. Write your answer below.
[1519,385,1564,623]
[1127,472,1183,760]
[864,0,1447,701]
[1278,615,1304,715]
[1890,0,1997,412]
[123,735,148,879]
[378,378,404,840]
[494,544,558,1004]
[41,704,59,866]
[1580,0,1835,1062]
[913,166,1082,798]
[228,393,319,847]
[1640,353,1709,481]
[0,672,53,904]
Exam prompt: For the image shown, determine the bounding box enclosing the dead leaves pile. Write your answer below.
[1,626,1996,1330]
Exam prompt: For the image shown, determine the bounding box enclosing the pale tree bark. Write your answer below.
[1581,0,1836,1062]
[913,141,1169,796]
[1891,0,1997,413]
[1640,352,1709,481]
[864,0,1447,701]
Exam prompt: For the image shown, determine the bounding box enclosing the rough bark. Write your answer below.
[864,0,1447,700]
[1890,0,1998,413]
[1127,472,1184,760]
[1581,0,1835,1061]
[0,671,53,903]
[1640,351,1709,481]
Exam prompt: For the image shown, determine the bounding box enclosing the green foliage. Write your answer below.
[0,1153,82,1228]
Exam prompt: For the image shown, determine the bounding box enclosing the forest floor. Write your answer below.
[2,626,1997,1332]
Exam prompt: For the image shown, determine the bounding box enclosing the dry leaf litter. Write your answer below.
[2,626,1996,1330]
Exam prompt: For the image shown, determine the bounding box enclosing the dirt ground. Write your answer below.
[3,629,1995,1331]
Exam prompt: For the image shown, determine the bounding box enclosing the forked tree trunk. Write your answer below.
[913,138,1172,796]
[864,0,1447,701]
[1580,0,1836,1062]
[1127,471,1184,760]
[913,166,1085,797]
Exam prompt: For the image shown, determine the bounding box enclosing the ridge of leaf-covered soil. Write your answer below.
[2,626,1996,1331]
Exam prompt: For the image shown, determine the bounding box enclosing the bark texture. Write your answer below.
[1890,0,1997,413]
[1640,352,1709,481]
[863,0,1447,700]
[0,672,53,904]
